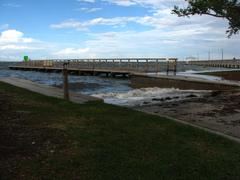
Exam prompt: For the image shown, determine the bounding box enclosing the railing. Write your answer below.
[188,59,240,68]
[17,58,178,73]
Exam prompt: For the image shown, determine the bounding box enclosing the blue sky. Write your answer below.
[0,0,239,61]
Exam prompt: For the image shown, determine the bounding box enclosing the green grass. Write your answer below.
[1,81,240,179]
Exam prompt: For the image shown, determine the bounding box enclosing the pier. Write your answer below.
[8,58,240,91]
[9,58,178,77]
[188,59,240,68]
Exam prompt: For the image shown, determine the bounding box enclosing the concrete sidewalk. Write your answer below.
[0,77,102,104]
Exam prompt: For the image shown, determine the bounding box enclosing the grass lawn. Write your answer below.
[1,81,240,179]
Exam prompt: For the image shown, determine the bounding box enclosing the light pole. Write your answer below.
[208,50,211,61]
[221,48,224,60]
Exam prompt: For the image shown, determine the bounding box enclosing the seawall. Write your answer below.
[130,73,240,90]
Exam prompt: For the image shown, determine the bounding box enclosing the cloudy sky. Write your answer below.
[0,0,239,61]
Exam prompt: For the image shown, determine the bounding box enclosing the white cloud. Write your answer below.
[50,16,170,31]
[50,11,220,32]
[77,0,95,3]
[53,47,90,57]
[2,3,21,7]
[2,0,239,60]
[75,7,102,13]
[103,0,136,6]
[0,29,47,61]
[0,24,9,30]
[0,29,35,44]
[0,45,43,50]
[49,0,239,59]
[80,26,240,59]
[102,0,185,8]
[51,20,88,31]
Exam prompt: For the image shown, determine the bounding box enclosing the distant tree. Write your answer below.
[172,0,240,37]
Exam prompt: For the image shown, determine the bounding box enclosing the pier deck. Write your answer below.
[9,65,131,77]
[8,58,178,76]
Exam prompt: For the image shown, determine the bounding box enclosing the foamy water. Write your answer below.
[93,87,211,107]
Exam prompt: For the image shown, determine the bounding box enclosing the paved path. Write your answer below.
[0,77,102,104]
[137,110,240,143]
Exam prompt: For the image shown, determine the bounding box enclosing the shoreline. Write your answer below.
[134,89,240,139]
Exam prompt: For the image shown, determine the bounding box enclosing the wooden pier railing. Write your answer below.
[14,58,178,74]
[188,59,240,69]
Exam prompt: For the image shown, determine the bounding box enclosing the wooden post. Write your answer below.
[120,59,122,68]
[146,59,149,72]
[137,59,139,71]
[166,59,170,75]
[87,59,90,68]
[63,62,69,100]
[174,59,177,76]
[156,59,159,74]
[93,59,95,70]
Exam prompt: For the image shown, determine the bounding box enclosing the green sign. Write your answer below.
[23,56,29,62]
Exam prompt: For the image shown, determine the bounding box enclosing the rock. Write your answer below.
[165,97,172,101]
[143,102,150,105]
[211,91,222,97]
[234,109,240,113]
[152,98,164,101]
[186,94,198,98]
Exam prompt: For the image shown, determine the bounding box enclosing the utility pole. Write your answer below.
[221,48,224,60]
[63,61,69,100]
[208,50,211,61]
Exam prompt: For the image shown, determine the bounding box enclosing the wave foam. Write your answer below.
[92,87,210,107]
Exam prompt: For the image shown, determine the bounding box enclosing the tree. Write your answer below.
[172,0,240,37]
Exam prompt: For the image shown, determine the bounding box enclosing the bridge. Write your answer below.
[9,58,178,77]
[188,59,240,69]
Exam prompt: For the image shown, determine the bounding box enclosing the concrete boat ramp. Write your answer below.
[0,77,101,104]
[131,73,240,90]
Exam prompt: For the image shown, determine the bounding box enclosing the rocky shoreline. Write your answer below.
[134,90,240,139]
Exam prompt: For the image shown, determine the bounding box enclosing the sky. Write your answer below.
[0,0,240,61]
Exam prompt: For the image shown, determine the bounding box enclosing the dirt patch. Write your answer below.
[135,90,240,138]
